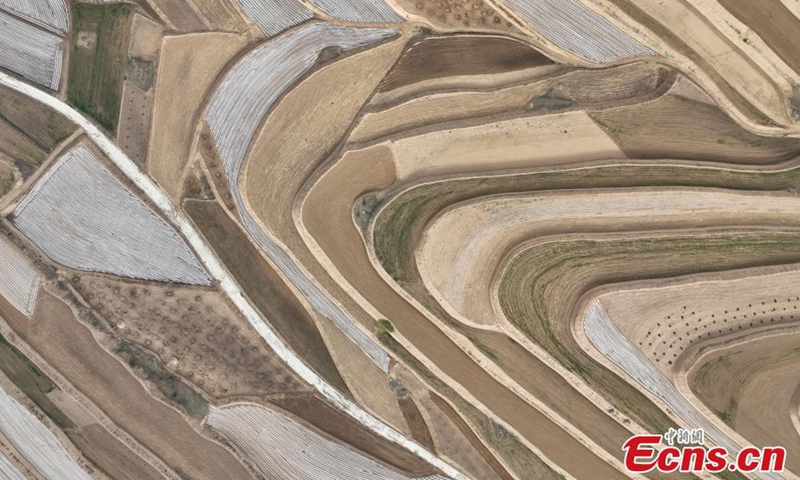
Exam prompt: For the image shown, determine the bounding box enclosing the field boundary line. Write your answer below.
[0,71,470,480]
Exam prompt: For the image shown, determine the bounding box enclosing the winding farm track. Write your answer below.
[0,71,469,480]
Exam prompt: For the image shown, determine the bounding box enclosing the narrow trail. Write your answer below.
[0,72,470,480]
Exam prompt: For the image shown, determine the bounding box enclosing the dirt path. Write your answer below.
[0,69,467,480]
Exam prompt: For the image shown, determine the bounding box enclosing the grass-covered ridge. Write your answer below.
[499,232,800,431]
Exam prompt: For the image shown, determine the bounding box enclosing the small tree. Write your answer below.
[377,319,395,335]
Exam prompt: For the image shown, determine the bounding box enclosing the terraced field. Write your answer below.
[6,2,800,479]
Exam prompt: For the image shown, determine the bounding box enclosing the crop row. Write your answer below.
[307,0,403,23]
[0,11,63,89]
[0,240,40,317]
[236,0,313,36]
[208,404,449,480]
[14,146,211,285]
[0,384,92,480]
[583,300,780,479]
[205,23,395,372]
[0,453,25,480]
[500,0,654,63]
[0,0,68,33]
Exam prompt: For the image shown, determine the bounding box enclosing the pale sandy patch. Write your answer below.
[603,269,800,376]
[420,190,800,326]
[668,75,715,105]
[354,61,667,144]
[388,110,624,181]
[626,0,787,123]
[368,64,565,108]
[148,32,249,201]
[415,392,504,480]
[128,14,163,59]
[690,0,800,90]
[315,317,410,436]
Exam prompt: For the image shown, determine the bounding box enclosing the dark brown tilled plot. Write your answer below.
[70,425,165,480]
[184,198,350,395]
[378,34,553,92]
[397,394,436,452]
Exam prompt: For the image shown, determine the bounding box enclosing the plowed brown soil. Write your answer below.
[184,199,348,394]
[379,34,552,92]
[71,425,165,480]
[397,395,435,452]
[302,144,625,479]
[29,290,252,480]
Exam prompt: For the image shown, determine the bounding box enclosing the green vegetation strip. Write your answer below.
[374,163,800,283]
[499,232,800,432]
[0,333,73,429]
[68,3,134,131]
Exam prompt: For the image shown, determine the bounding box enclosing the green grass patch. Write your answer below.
[0,334,74,429]
[377,319,395,334]
[68,3,134,131]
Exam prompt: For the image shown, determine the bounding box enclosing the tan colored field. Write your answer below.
[716,0,800,77]
[416,392,508,480]
[604,269,800,375]
[606,0,788,124]
[388,111,624,180]
[591,94,800,162]
[148,0,206,31]
[73,275,311,400]
[184,199,349,394]
[299,117,628,480]
[689,331,800,473]
[188,0,248,32]
[420,189,800,326]
[117,84,154,169]
[352,62,672,144]
[29,289,253,480]
[128,14,163,60]
[688,0,800,105]
[667,75,714,105]
[148,32,249,201]
[391,0,517,32]
[314,315,409,433]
